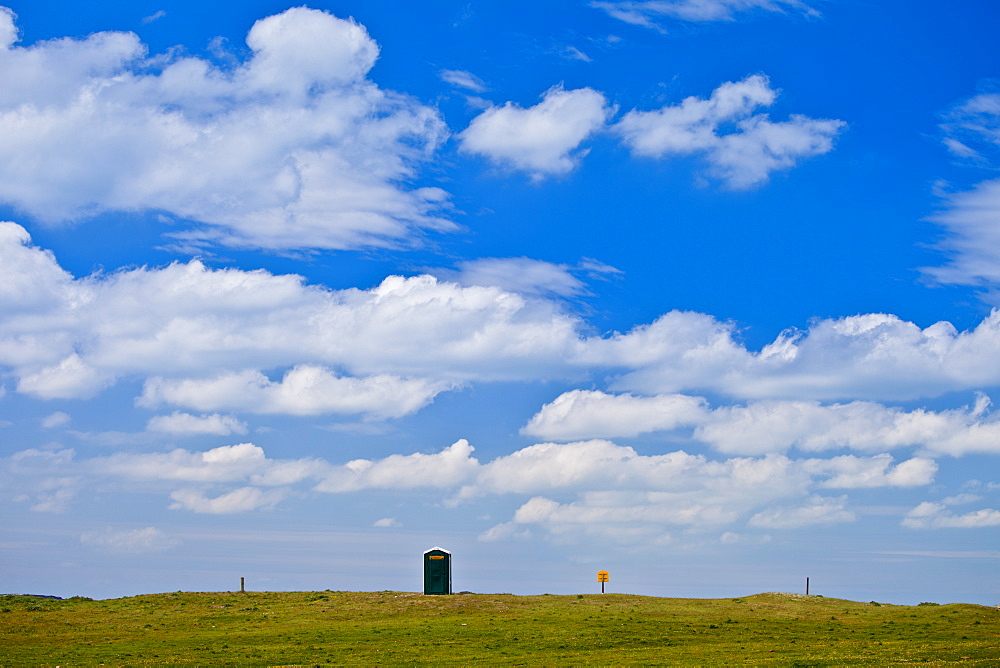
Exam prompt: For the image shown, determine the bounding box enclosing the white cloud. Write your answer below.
[940,93,1000,161]
[592,0,818,29]
[459,85,613,177]
[316,439,480,493]
[141,10,167,25]
[924,179,1000,292]
[522,390,708,440]
[0,7,17,48]
[41,411,71,428]
[80,526,180,553]
[440,69,487,93]
[4,437,945,536]
[478,521,532,542]
[373,517,401,527]
[140,367,450,419]
[615,75,844,188]
[169,486,284,514]
[0,225,581,409]
[590,309,1000,403]
[561,46,592,62]
[146,412,247,436]
[8,223,1000,420]
[467,441,928,543]
[99,442,326,489]
[804,455,938,489]
[525,389,1000,457]
[748,495,855,529]
[924,92,1000,295]
[467,441,928,498]
[25,478,80,513]
[708,113,845,188]
[512,493,734,528]
[431,257,609,298]
[902,501,1000,529]
[3,449,79,512]
[102,443,271,483]
[0,7,450,251]
[694,395,1000,457]
[17,354,114,400]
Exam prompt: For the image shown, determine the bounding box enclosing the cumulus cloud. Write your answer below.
[459,85,613,177]
[0,7,16,48]
[592,0,818,29]
[804,455,938,488]
[140,367,450,419]
[902,498,1000,529]
[431,257,620,298]
[99,442,324,486]
[146,412,248,436]
[748,495,855,529]
[525,389,1000,457]
[169,486,285,514]
[9,439,937,540]
[0,224,580,411]
[0,7,450,251]
[40,411,71,428]
[487,481,848,543]
[615,75,844,188]
[3,437,947,538]
[316,439,480,493]
[522,390,708,440]
[589,309,1000,403]
[467,441,931,543]
[695,395,1000,457]
[8,223,1000,419]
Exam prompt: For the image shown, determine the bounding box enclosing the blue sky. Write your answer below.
[2,0,999,605]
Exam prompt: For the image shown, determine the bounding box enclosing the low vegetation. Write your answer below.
[1,590,997,665]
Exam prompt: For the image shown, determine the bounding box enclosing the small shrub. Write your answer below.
[917,602,940,606]
[869,601,881,606]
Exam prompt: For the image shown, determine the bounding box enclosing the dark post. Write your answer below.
[240,577,245,593]
[806,577,810,596]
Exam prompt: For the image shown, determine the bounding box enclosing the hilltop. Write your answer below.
[2,590,997,665]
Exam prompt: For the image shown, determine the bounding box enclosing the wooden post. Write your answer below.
[240,577,245,593]
[806,577,810,596]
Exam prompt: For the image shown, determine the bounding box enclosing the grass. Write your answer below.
[1,590,997,665]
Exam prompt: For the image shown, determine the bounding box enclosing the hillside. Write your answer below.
[2,590,997,665]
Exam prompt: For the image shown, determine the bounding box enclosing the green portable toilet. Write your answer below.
[423,547,451,595]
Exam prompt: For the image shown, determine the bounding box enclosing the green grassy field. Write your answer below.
[1,590,997,665]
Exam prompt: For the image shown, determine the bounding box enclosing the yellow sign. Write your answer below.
[429,555,445,560]
[597,570,609,582]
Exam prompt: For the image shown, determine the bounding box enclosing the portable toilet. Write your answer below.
[423,547,452,595]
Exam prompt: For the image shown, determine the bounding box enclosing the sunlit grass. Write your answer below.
[2,590,997,665]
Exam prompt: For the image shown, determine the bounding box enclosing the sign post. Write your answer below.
[597,570,609,594]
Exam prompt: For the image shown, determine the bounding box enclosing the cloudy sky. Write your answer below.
[2,0,999,605]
